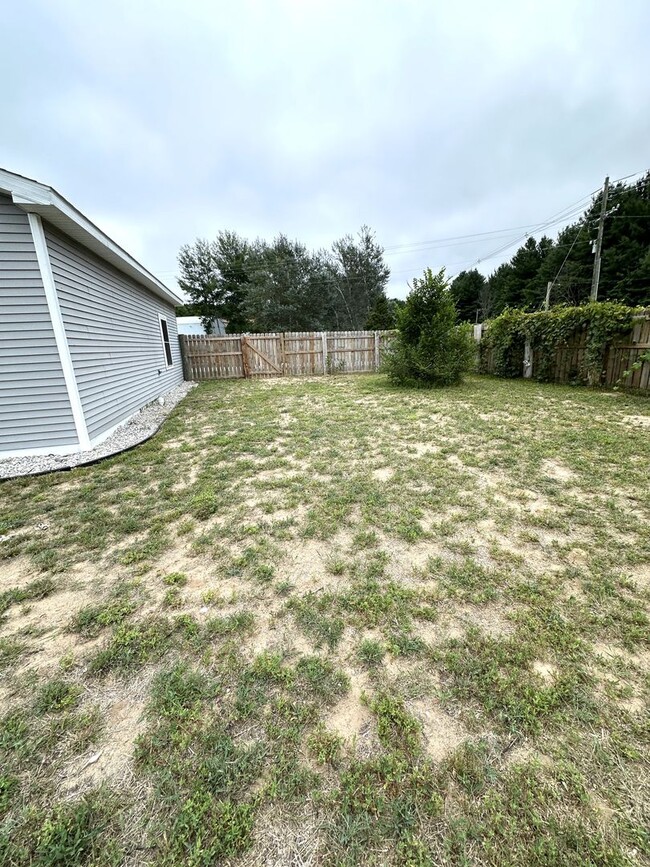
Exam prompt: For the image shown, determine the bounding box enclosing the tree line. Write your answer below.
[177,173,649,333]
[176,226,401,333]
[450,172,650,321]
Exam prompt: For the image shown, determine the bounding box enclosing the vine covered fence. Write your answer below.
[478,304,650,391]
[179,330,396,380]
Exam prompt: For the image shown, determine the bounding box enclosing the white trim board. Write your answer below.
[27,213,91,451]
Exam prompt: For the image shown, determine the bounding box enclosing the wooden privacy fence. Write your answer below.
[179,330,396,381]
[479,315,650,391]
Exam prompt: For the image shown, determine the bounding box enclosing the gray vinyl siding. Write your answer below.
[44,224,183,441]
[0,194,77,453]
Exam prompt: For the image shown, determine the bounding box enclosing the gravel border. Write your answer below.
[0,382,197,481]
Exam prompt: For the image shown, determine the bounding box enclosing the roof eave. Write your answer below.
[0,169,182,306]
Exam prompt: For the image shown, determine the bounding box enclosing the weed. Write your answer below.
[205,611,255,638]
[442,740,495,795]
[0,637,26,670]
[69,598,137,639]
[0,773,18,818]
[367,691,421,754]
[0,789,123,866]
[357,638,385,667]
[0,577,56,618]
[295,656,349,703]
[89,617,174,675]
[441,628,590,734]
[326,556,347,576]
[287,593,345,650]
[352,529,379,550]
[307,725,343,766]
[164,791,255,865]
[199,588,222,606]
[34,680,82,715]
[162,587,183,608]
[162,571,187,586]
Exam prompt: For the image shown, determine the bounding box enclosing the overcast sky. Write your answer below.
[2,0,649,299]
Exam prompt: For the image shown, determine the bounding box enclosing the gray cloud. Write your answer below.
[2,0,649,297]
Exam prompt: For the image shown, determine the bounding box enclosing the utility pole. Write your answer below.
[590,175,609,301]
[544,281,553,310]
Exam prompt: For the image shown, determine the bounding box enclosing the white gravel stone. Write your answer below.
[0,382,196,480]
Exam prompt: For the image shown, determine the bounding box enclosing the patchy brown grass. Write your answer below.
[0,374,648,865]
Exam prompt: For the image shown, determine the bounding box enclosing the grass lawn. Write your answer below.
[0,373,649,866]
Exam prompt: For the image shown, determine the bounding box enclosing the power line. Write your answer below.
[159,171,649,288]
[549,223,587,292]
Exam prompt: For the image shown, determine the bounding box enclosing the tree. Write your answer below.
[177,232,250,333]
[450,269,486,322]
[329,226,390,329]
[365,295,397,330]
[244,235,328,332]
[481,173,650,313]
[175,302,203,317]
[211,231,251,333]
[177,239,222,332]
[383,268,475,387]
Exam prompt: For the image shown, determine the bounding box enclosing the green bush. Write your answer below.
[383,268,475,387]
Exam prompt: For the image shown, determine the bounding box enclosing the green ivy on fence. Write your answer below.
[479,302,641,384]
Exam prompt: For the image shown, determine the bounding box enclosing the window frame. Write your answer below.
[158,314,174,368]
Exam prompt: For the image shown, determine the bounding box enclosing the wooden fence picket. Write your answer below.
[179,330,396,381]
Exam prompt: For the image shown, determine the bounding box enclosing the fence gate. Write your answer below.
[241,334,284,377]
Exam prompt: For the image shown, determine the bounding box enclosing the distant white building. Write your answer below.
[176,316,227,336]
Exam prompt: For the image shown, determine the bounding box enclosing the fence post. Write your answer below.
[241,335,251,378]
[523,339,533,379]
[374,332,380,370]
[321,332,328,374]
[279,333,286,375]
[179,335,190,381]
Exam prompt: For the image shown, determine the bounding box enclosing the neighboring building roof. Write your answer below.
[176,316,227,335]
[0,167,182,306]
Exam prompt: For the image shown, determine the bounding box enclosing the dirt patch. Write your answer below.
[372,467,394,482]
[0,555,39,592]
[541,459,575,482]
[532,660,558,682]
[567,548,589,567]
[237,804,324,867]
[280,537,351,594]
[248,617,314,659]
[381,536,447,584]
[325,669,374,756]
[63,677,149,793]
[504,743,553,768]
[628,563,650,590]
[620,695,645,714]
[4,584,100,676]
[408,443,440,457]
[590,793,616,822]
[408,699,468,762]
[621,414,650,429]
[459,603,515,638]
[170,464,200,491]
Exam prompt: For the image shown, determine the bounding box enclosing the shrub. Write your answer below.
[383,268,475,387]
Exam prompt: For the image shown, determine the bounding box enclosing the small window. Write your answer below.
[159,316,173,367]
